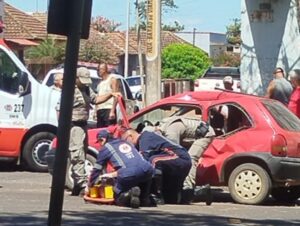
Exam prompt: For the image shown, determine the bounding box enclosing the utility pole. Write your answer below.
[124,0,130,78]
[47,0,92,225]
[145,0,161,106]
[193,28,196,46]
[135,0,144,75]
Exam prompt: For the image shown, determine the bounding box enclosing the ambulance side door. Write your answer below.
[0,49,27,156]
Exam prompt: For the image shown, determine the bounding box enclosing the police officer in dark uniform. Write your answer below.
[87,129,155,208]
[56,67,120,196]
[121,129,192,204]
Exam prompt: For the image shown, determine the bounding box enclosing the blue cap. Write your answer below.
[97,129,109,141]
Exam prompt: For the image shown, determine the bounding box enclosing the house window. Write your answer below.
[227,46,234,52]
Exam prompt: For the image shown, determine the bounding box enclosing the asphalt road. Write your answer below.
[0,165,300,226]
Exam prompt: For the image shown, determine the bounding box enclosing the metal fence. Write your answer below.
[161,79,194,98]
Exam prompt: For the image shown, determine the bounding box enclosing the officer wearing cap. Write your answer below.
[87,129,155,208]
[56,67,120,196]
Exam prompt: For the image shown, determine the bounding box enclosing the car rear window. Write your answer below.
[262,100,300,131]
[203,67,240,79]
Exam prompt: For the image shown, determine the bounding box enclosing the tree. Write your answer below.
[226,18,241,45]
[162,21,184,32]
[79,35,111,63]
[162,43,212,81]
[26,38,65,63]
[91,16,121,33]
[212,52,240,67]
[134,0,179,30]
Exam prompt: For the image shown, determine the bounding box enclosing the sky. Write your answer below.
[5,0,241,33]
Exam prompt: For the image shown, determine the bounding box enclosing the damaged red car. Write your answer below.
[47,90,300,205]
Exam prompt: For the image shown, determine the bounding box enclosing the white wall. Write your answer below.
[241,0,300,95]
[176,32,227,56]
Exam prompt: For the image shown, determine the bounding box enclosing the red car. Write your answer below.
[47,90,300,205]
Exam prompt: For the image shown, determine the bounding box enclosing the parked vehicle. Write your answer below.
[125,75,143,99]
[0,39,60,172]
[42,67,100,93]
[42,67,136,125]
[194,66,241,92]
[47,90,300,204]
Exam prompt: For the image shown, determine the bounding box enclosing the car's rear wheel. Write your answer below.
[228,163,271,205]
[65,153,96,190]
[271,186,300,203]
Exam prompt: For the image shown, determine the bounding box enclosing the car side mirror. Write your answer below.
[19,72,31,96]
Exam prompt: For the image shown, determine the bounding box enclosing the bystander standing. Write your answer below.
[223,76,234,91]
[96,63,120,128]
[288,69,300,118]
[265,67,293,105]
[51,72,63,91]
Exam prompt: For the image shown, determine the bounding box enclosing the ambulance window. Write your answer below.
[0,49,21,94]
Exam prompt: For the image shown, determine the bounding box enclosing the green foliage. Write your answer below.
[212,52,240,67]
[135,0,178,30]
[162,43,212,80]
[162,21,184,32]
[226,18,241,45]
[26,38,65,63]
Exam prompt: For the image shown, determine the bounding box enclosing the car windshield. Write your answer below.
[262,99,300,132]
[126,77,141,86]
[203,67,240,79]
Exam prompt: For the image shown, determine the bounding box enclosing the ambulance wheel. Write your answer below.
[65,153,96,190]
[23,132,55,172]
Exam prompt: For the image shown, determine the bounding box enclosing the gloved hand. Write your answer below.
[99,173,114,179]
[84,186,90,195]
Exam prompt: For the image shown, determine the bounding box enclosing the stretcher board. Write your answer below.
[83,194,114,205]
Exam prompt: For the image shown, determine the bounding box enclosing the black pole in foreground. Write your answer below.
[48,1,85,225]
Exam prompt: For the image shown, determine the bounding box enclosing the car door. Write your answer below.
[197,103,255,185]
[117,77,136,116]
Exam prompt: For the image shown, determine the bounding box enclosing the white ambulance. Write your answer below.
[0,39,60,171]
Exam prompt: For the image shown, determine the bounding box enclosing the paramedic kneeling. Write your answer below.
[121,129,192,204]
[87,129,154,208]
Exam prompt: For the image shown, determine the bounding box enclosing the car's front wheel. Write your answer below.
[228,163,271,205]
[65,153,96,190]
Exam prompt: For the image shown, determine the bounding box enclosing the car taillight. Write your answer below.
[194,80,199,87]
[271,134,287,157]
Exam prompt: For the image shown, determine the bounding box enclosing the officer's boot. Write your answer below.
[194,184,213,206]
[129,186,141,208]
[116,187,141,209]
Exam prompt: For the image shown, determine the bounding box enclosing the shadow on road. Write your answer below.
[0,162,25,172]
[194,187,300,207]
[1,209,300,226]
